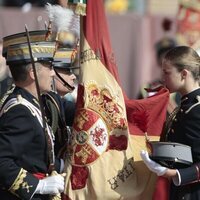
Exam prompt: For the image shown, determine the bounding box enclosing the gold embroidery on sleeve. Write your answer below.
[9,169,33,195]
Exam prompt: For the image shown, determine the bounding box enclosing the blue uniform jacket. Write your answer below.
[167,88,200,200]
[0,87,61,200]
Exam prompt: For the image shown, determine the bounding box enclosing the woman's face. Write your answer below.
[162,60,184,93]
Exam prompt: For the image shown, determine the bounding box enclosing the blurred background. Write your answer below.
[0,0,199,99]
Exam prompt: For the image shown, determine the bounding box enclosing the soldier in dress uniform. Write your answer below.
[42,3,79,159]
[43,47,79,158]
[141,46,200,200]
[0,32,65,199]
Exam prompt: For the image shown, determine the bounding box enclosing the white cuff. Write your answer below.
[172,169,181,186]
[60,159,64,173]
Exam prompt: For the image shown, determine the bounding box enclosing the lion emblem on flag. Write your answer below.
[72,108,109,166]
[67,83,128,190]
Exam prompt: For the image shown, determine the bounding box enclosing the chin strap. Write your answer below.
[54,69,75,92]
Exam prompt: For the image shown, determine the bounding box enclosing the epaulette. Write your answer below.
[0,95,43,126]
[185,95,200,114]
[0,84,15,110]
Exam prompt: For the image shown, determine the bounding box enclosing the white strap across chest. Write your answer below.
[0,95,55,163]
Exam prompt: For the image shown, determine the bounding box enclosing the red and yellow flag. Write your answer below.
[63,0,169,199]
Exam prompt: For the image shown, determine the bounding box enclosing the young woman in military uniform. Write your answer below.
[141,46,200,200]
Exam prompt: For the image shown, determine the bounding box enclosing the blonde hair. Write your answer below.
[163,46,200,82]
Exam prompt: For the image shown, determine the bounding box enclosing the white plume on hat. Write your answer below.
[45,3,80,37]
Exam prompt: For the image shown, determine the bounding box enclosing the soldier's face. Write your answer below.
[36,62,55,92]
[55,69,76,96]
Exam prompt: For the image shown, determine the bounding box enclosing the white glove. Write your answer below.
[35,174,65,195]
[140,150,168,176]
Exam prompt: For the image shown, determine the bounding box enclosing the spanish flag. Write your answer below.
[63,0,169,199]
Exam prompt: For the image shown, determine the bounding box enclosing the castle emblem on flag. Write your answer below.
[71,82,128,166]
[72,108,108,166]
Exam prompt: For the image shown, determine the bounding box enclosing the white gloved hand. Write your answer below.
[140,150,168,176]
[35,174,65,195]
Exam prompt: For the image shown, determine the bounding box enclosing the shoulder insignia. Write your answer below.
[0,95,43,126]
[185,95,200,114]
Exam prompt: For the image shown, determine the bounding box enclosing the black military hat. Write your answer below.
[2,30,48,57]
[2,29,56,65]
[53,48,79,70]
[45,4,80,77]
[6,41,56,65]
[149,141,193,169]
[53,48,79,91]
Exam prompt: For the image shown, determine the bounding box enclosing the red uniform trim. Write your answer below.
[33,173,46,179]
